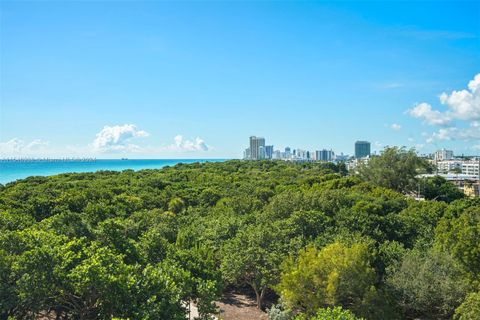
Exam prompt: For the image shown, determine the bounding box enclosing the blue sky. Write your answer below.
[1,1,479,158]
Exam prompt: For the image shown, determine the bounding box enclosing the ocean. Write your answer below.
[0,159,227,185]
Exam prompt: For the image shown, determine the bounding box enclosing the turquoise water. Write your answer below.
[0,159,226,184]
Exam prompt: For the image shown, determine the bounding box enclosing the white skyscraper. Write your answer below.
[249,136,266,160]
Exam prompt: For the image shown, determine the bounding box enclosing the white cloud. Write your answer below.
[390,123,402,131]
[408,73,480,125]
[92,124,149,152]
[0,138,50,157]
[428,123,480,142]
[438,73,480,120]
[1,128,211,158]
[168,135,209,152]
[408,102,451,125]
[408,74,480,150]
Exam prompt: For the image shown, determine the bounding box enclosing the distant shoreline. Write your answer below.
[0,158,97,162]
[0,159,228,185]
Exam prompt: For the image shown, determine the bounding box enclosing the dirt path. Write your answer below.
[216,291,268,320]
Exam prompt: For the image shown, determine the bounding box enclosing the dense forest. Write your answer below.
[0,148,479,320]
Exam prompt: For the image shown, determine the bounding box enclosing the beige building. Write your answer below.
[464,183,480,198]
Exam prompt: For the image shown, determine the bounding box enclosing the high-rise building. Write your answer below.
[355,141,371,159]
[273,150,282,159]
[265,145,274,159]
[434,149,454,161]
[243,147,251,160]
[285,147,291,159]
[250,136,266,160]
[259,146,266,159]
[315,149,335,161]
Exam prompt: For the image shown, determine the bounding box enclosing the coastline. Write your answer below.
[0,159,228,185]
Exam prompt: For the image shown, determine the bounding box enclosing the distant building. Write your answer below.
[296,149,307,160]
[418,173,479,189]
[464,182,480,198]
[243,147,251,160]
[463,161,480,176]
[355,141,371,159]
[434,149,454,161]
[347,157,370,172]
[273,150,282,159]
[435,159,480,177]
[265,145,274,159]
[315,149,335,161]
[249,136,266,160]
[336,153,349,161]
[259,146,266,159]
[285,147,291,159]
[436,160,462,174]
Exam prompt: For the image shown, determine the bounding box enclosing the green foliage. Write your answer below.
[386,248,470,319]
[294,306,364,320]
[267,303,294,320]
[435,205,480,278]
[397,200,447,248]
[356,146,430,193]
[422,176,464,203]
[221,223,285,308]
[454,291,480,320]
[278,242,375,314]
[130,263,187,320]
[0,160,476,319]
[168,197,185,214]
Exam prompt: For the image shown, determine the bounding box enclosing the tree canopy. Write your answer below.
[0,159,477,319]
[356,147,431,193]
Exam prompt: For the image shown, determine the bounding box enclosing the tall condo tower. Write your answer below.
[250,136,266,160]
[355,141,371,159]
[265,145,274,159]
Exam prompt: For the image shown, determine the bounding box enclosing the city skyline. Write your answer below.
[1,2,479,158]
[244,135,342,161]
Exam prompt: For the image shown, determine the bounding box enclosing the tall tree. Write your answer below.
[277,242,376,314]
[220,224,284,309]
[356,147,430,193]
[386,248,469,319]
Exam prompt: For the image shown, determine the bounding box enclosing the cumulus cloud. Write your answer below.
[408,102,451,125]
[409,73,480,147]
[1,127,211,157]
[438,74,480,120]
[408,73,480,124]
[0,138,50,156]
[168,135,209,152]
[390,123,402,131]
[429,125,480,142]
[92,124,149,152]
